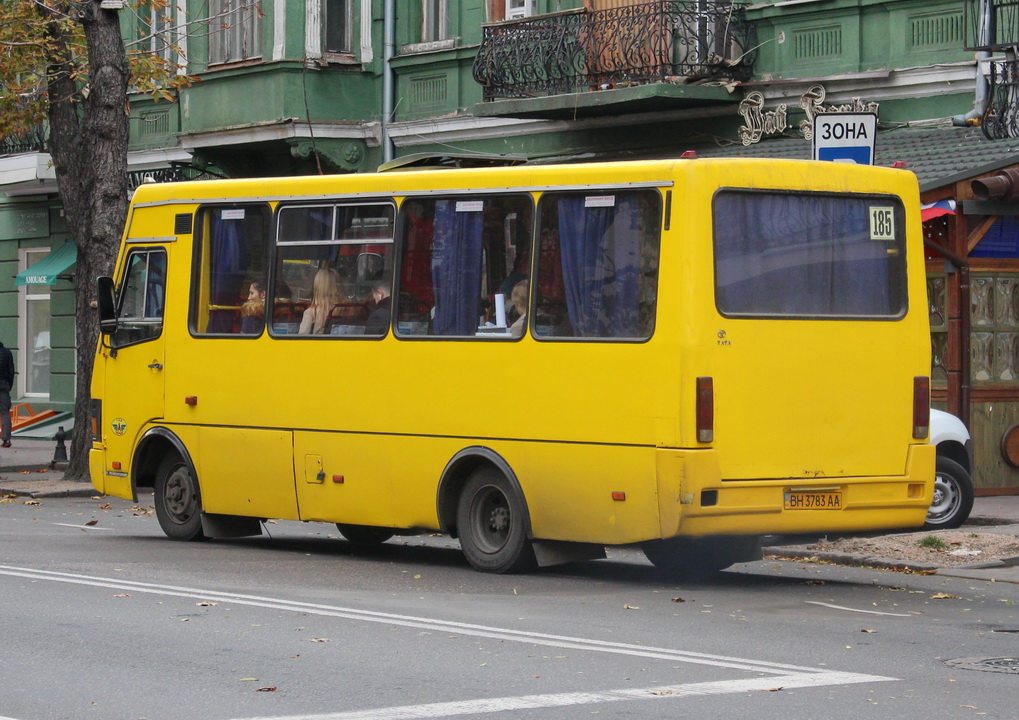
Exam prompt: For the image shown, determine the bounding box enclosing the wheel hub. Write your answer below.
[489,506,510,534]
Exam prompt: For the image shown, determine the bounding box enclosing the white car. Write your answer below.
[927,409,974,529]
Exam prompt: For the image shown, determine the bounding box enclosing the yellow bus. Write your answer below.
[90,157,935,575]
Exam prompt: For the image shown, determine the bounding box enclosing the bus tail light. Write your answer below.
[696,376,714,443]
[913,376,930,439]
[90,399,102,442]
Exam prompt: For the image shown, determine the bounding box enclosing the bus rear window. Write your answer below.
[713,190,907,319]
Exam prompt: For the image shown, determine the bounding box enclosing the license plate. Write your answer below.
[784,490,843,510]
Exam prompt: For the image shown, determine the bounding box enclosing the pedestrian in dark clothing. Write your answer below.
[0,340,13,447]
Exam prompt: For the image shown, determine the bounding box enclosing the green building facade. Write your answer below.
[7,0,1019,490]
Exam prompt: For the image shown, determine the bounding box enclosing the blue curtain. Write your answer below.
[431,201,484,335]
[714,193,895,317]
[557,195,642,337]
[208,213,250,332]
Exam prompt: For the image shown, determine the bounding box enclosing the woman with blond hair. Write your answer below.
[299,267,344,335]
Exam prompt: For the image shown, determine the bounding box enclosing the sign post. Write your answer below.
[812,113,877,165]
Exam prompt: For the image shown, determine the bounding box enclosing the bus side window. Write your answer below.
[272,202,396,337]
[112,248,166,349]
[395,194,533,338]
[191,205,271,336]
[534,190,662,340]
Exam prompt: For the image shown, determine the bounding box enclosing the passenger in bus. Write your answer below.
[509,279,528,338]
[240,280,266,334]
[299,268,344,335]
[366,278,392,335]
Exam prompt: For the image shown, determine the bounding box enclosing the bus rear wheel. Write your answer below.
[642,535,761,578]
[154,454,205,542]
[336,524,395,545]
[457,468,535,574]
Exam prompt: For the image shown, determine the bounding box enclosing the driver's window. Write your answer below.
[112,248,166,348]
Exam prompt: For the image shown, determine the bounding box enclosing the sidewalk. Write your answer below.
[0,437,93,499]
[2,439,1018,582]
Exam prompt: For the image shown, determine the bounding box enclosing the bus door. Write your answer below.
[101,246,169,495]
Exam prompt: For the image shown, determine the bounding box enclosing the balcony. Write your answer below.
[965,0,1019,50]
[0,125,47,156]
[472,0,755,113]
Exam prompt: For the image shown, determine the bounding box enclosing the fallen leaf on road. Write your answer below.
[99,503,112,510]
[650,690,674,696]
[113,594,130,598]
[932,593,958,600]
[256,687,278,692]
[239,678,258,682]
[196,601,217,607]
[306,638,329,642]
[623,604,640,610]
[23,500,40,506]
[85,520,98,526]
[671,597,685,603]
[861,629,876,633]
[768,687,784,692]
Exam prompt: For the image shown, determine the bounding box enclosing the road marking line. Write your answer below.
[225,672,893,720]
[805,601,912,617]
[0,564,830,675]
[0,565,898,697]
[52,523,114,531]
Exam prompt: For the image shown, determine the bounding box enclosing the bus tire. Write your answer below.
[924,456,974,530]
[456,468,536,574]
[336,524,395,545]
[154,454,206,542]
[642,536,761,578]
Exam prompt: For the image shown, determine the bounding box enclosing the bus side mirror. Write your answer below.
[97,276,118,335]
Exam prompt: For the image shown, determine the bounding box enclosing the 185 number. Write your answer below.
[869,206,895,240]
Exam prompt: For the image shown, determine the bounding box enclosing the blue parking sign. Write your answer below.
[813,113,877,165]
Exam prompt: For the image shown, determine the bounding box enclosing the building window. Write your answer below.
[324,0,352,54]
[141,0,186,70]
[19,249,50,397]
[505,0,534,19]
[209,0,262,65]
[422,0,450,43]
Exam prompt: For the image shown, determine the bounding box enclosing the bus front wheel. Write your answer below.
[154,454,206,542]
[456,468,535,574]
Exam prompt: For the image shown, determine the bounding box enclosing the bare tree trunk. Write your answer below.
[42,2,129,481]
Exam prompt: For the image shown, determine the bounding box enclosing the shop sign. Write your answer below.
[737,84,880,146]
[0,206,49,241]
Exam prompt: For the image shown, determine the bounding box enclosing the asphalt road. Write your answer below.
[2,494,1018,720]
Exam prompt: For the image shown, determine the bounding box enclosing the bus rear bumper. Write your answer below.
[656,444,936,538]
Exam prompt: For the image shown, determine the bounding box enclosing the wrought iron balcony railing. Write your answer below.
[473,0,756,101]
[0,125,47,156]
[982,56,1019,139]
[965,0,1019,50]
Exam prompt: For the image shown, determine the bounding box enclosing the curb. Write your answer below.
[29,487,97,499]
[764,547,941,573]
